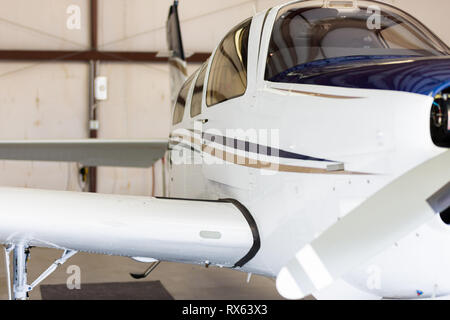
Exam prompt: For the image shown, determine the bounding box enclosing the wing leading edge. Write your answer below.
[0,187,258,268]
[0,139,168,168]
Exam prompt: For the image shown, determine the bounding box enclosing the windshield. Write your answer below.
[265,1,449,80]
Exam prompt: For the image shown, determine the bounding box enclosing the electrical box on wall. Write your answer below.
[95,76,108,101]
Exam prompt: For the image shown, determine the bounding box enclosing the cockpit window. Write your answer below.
[206,18,251,107]
[191,62,207,118]
[265,1,449,80]
[172,76,194,125]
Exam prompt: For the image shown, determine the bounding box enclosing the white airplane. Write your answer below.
[0,0,449,300]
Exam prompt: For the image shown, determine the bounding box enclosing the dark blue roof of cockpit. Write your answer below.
[269,55,450,96]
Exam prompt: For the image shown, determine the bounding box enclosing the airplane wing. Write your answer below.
[0,139,168,168]
[276,150,450,299]
[0,187,258,268]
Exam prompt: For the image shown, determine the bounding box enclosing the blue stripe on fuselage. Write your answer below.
[270,56,450,96]
[202,133,334,162]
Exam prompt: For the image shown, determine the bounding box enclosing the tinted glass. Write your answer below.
[266,1,449,80]
[172,77,194,125]
[191,63,208,117]
[207,18,251,106]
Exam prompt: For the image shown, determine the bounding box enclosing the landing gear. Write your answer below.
[12,244,30,300]
[130,261,161,280]
[4,244,77,300]
[3,245,14,300]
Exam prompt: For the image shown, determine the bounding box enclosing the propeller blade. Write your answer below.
[277,150,450,299]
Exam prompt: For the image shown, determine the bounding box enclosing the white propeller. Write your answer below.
[277,150,450,299]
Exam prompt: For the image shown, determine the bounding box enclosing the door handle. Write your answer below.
[195,118,209,124]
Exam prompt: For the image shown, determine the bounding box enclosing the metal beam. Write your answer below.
[91,0,98,50]
[89,0,98,193]
[0,50,210,63]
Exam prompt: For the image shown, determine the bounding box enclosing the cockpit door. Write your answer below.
[198,13,267,193]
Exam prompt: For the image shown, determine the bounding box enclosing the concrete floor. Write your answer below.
[0,248,283,300]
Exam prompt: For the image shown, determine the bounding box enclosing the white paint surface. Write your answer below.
[0,0,449,196]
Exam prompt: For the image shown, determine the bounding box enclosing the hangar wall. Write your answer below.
[0,0,448,196]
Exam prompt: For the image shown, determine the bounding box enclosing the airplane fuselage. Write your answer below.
[167,3,450,299]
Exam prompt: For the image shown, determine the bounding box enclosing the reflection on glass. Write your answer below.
[266,1,449,80]
[173,76,194,125]
[207,19,251,107]
[191,62,208,118]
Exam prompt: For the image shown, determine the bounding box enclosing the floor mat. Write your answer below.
[40,281,174,300]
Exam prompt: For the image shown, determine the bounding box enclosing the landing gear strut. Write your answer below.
[12,244,30,300]
[4,244,77,300]
[130,261,161,280]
